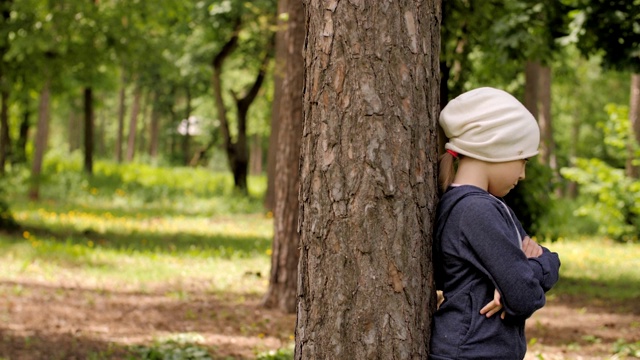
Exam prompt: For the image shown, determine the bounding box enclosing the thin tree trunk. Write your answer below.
[0,0,10,174]
[83,87,94,174]
[538,66,560,195]
[116,73,127,163]
[627,73,640,178]
[182,87,192,165]
[149,90,161,158]
[296,1,441,358]
[250,134,262,175]
[15,99,30,164]
[538,66,552,166]
[139,90,151,157]
[566,106,580,198]
[265,0,288,212]
[29,79,51,200]
[0,89,9,174]
[97,108,106,157]
[524,61,540,119]
[126,84,142,162]
[68,107,81,153]
[261,0,304,314]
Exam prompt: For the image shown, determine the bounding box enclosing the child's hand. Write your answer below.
[480,289,505,319]
[522,236,543,258]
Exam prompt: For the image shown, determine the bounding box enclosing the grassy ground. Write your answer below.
[1,158,639,359]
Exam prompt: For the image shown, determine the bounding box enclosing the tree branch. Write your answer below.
[211,18,242,152]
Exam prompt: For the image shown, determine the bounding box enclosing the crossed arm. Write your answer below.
[480,236,543,318]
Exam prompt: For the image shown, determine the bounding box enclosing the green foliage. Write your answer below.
[11,149,267,215]
[504,158,555,238]
[560,104,640,242]
[561,158,640,241]
[131,334,213,360]
[1,164,273,294]
[0,174,18,231]
[549,238,640,301]
[0,189,18,231]
[256,345,294,360]
[613,339,640,358]
[570,0,640,72]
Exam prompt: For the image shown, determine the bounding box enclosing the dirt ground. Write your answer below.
[0,279,638,360]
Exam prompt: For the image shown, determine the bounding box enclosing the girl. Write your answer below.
[429,87,561,360]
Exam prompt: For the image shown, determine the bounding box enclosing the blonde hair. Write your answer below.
[438,152,457,193]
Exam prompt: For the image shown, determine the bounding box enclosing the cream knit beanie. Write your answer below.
[439,87,540,162]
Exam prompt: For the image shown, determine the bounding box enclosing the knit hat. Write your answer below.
[439,87,540,163]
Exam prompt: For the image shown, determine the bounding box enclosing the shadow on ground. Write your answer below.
[0,280,295,360]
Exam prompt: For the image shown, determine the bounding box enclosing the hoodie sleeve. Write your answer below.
[528,247,560,292]
[510,209,561,292]
[458,198,555,318]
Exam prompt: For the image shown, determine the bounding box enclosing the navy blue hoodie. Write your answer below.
[429,185,560,360]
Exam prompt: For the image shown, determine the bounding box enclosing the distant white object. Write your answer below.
[178,116,202,136]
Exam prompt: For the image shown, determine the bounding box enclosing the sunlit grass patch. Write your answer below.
[0,230,271,295]
[3,154,267,217]
[543,237,640,302]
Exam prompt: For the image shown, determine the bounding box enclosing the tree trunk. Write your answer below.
[538,66,560,195]
[29,79,51,200]
[139,90,151,157]
[96,108,106,157]
[182,87,192,165]
[250,134,262,175]
[296,1,441,358]
[524,61,540,119]
[261,0,304,314]
[149,90,161,159]
[627,73,640,178]
[538,66,551,166]
[0,0,10,174]
[116,73,127,163]
[264,0,288,212]
[211,23,273,193]
[0,89,9,174]
[68,107,81,153]
[15,99,30,164]
[83,87,94,174]
[126,84,142,162]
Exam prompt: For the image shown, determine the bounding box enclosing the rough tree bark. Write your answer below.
[627,73,640,178]
[296,1,441,358]
[261,0,304,314]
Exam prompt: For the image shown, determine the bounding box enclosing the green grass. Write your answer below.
[0,156,273,295]
[541,237,640,303]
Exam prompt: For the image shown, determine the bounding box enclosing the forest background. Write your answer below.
[0,0,639,359]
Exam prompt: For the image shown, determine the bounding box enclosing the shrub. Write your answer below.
[504,157,555,238]
[559,104,640,242]
[561,158,640,241]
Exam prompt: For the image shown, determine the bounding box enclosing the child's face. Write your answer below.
[487,159,528,197]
